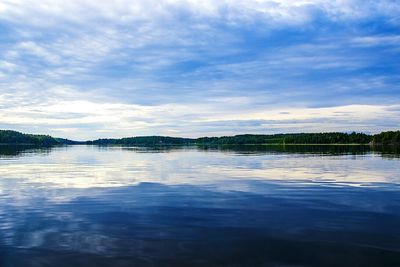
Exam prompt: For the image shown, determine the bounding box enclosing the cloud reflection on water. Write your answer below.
[0,145,400,266]
[0,145,399,190]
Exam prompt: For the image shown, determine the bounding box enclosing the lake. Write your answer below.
[0,145,399,266]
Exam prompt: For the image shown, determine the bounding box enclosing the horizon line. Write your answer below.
[2,128,397,142]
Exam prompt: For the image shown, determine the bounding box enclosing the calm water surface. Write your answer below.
[0,145,399,266]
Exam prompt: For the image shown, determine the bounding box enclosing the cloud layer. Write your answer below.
[0,0,399,139]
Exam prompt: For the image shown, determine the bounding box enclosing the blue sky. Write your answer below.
[0,0,399,140]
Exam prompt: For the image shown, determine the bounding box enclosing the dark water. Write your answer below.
[0,145,399,266]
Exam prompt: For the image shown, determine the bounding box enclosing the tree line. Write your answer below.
[0,130,60,146]
[372,131,400,145]
[1,129,399,146]
[0,130,78,146]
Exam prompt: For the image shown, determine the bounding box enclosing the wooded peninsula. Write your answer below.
[1,130,399,146]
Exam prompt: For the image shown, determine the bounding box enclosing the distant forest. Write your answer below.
[1,129,399,146]
[0,130,62,146]
[372,131,400,145]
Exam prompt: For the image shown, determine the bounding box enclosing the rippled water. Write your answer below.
[0,145,399,266]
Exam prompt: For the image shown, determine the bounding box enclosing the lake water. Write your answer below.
[0,145,399,266]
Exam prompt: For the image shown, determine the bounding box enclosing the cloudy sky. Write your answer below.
[0,0,399,140]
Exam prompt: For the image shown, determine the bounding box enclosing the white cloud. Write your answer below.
[351,35,400,47]
[1,85,399,139]
[17,41,61,64]
[0,1,399,138]
[1,0,398,27]
[0,60,17,70]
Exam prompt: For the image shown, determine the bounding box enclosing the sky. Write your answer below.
[0,0,399,140]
